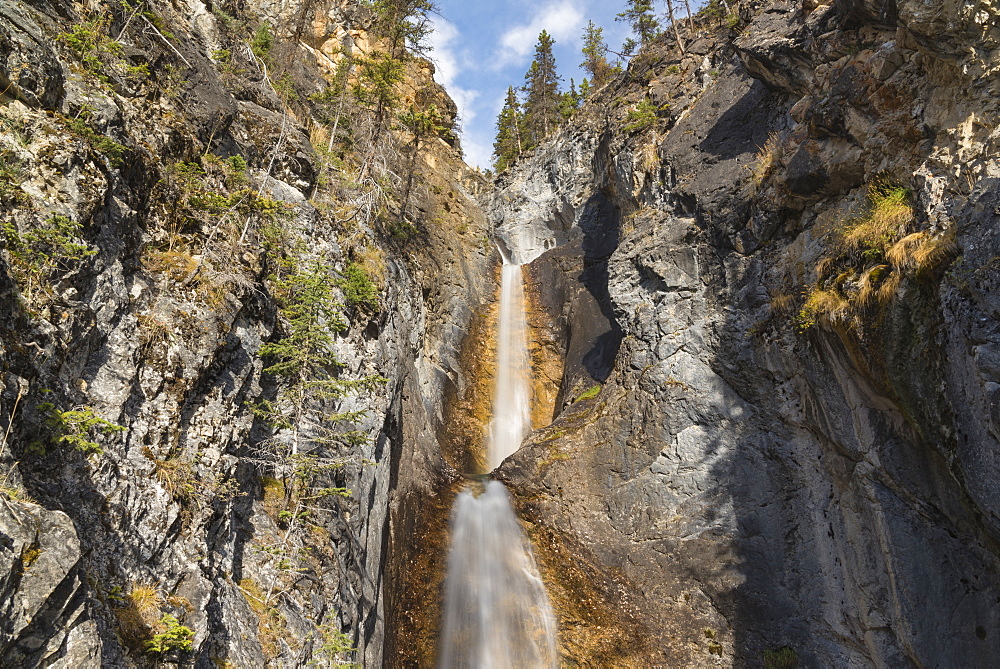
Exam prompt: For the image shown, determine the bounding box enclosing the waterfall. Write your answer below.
[438,261,558,668]
[487,263,533,471]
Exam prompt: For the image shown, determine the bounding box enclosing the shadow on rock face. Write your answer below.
[524,189,624,412]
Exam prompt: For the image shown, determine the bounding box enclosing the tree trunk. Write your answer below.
[665,0,687,55]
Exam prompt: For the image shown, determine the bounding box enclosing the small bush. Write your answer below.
[147,613,194,654]
[339,261,380,311]
[62,113,127,165]
[2,215,97,303]
[40,402,125,455]
[58,18,123,76]
[316,621,358,667]
[624,98,662,133]
[763,646,799,668]
[0,152,28,204]
[251,23,274,62]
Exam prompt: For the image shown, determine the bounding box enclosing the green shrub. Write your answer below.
[624,98,662,133]
[0,152,28,204]
[2,215,97,303]
[62,113,127,165]
[146,614,194,654]
[575,384,602,402]
[58,18,124,75]
[40,402,125,455]
[339,262,380,311]
[251,23,274,61]
[763,646,798,668]
[316,622,358,667]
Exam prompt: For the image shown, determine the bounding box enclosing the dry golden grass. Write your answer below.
[796,177,958,334]
[769,292,796,316]
[355,244,387,286]
[238,577,287,659]
[914,229,958,277]
[814,256,835,280]
[887,229,958,277]
[886,232,929,271]
[797,287,848,330]
[129,583,162,620]
[840,181,913,255]
[639,137,660,173]
[114,582,163,649]
[142,249,199,283]
[750,132,782,188]
[260,476,287,521]
[876,270,903,304]
[154,457,197,505]
[856,265,890,308]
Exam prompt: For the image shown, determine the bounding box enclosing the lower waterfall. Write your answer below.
[438,261,558,668]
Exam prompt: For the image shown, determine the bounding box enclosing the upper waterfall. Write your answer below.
[486,262,533,470]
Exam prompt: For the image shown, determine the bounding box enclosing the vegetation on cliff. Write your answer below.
[0,0,485,664]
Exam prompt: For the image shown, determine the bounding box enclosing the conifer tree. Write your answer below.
[560,79,582,118]
[616,0,659,46]
[493,86,524,172]
[580,20,613,89]
[521,30,562,148]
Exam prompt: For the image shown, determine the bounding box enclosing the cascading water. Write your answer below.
[487,262,533,470]
[438,260,558,668]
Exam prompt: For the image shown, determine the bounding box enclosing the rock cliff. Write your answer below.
[4,0,1000,665]
[492,0,1000,665]
[0,0,490,665]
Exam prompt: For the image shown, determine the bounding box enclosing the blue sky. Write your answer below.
[427,0,633,169]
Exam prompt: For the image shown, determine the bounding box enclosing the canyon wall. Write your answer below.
[491,0,1000,665]
[0,0,490,665]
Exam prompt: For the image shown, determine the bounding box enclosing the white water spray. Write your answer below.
[487,263,533,470]
[439,260,558,668]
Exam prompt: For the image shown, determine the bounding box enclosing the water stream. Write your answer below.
[438,261,558,668]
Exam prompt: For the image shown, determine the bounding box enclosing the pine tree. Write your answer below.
[560,79,581,118]
[580,20,613,89]
[616,0,659,46]
[369,0,438,58]
[522,30,562,148]
[493,86,524,172]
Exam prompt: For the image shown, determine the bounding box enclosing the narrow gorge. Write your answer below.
[2,0,999,666]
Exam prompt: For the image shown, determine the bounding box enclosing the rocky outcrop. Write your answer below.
[0,0,490,666]
[491,0,1000,665]
[0,498,97,666]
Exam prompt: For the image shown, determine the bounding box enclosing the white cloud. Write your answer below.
[462,134,494,171]
[495,1,586,68]
[428,16,480,139]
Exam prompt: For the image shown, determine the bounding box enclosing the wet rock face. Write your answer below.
[493,0,1000,665]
